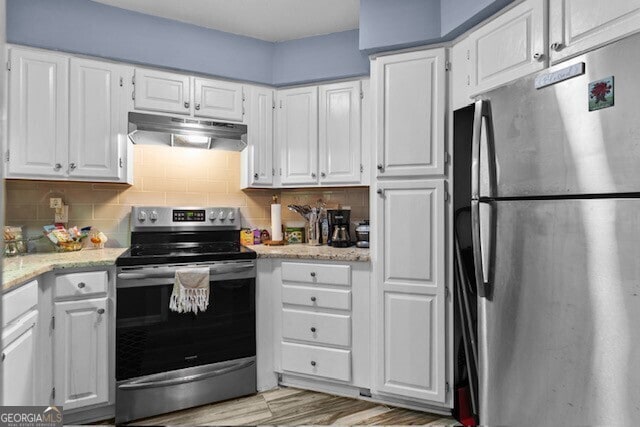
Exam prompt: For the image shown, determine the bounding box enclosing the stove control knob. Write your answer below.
[218,211,227,220]
[150,210,158,222]
[228,211,235,221]
[138,211,147,222]
[209,210,217,221]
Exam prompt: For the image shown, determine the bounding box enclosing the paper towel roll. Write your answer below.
[271,204,283,241]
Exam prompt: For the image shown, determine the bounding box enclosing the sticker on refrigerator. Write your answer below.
[589,76,614,111]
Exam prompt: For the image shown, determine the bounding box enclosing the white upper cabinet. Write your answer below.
[277,86,319,186]
[242,86,274,188]
[374,179,446,403]
[194,77,244,121]
[451,37,474,110]
[469,0,547,96]
[319,81,362,185]
[54,297,109,410]
[134,68,192,115]
[373,48,446,178]
[549,0,640,63]
[8,48,68,178]
[69,58,129,181]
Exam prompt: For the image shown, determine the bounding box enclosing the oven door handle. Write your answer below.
[118,359,255,391]
[117,263,255,280]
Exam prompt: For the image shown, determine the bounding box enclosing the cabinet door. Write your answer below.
[549,0,640,63]
[319,81,362,185]
[451,38,474,110]
[277,86,318,186]
[69,58,127,181]
[7,48,68,178]
[374,49,445,178]
[243,86,274,187]
[1,310,38,406]
[374,180,446,403]
[134,68,191,115]
[469,0,547,95]
[54,298,109,410]
[194,78,244,121]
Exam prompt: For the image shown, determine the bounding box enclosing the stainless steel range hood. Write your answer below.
[128,112,248,151]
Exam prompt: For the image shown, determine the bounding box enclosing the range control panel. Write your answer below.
[131,206,240,230]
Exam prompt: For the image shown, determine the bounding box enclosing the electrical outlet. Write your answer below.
[49,198,63,209]
[54,205,69,224]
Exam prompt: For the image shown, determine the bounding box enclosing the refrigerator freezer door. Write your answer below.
[477,32,640,198]
[479,198,640,425]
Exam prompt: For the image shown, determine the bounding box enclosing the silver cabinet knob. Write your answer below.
[77,282,86,289]
[311,173,317,179]
[195,103,201,110]
[310,296,317,302]
[533,52,544,60]
[377,164,384,170]
[310,327,316,333]
[310,272,316,277]
[310,361,316,367]
[550,42,563,51]
[184,101,190,109]
[54,163,62,171]
[69,162,77,170]
[377,189,384,195]
[320,172,326,178]
[97,308,105,315]
[253,173,259,179]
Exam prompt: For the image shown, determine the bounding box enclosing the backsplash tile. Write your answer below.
[4,145,369,249]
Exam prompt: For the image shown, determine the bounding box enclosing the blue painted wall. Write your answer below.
[359,0,441,52]
[7,0,275,84]
[273,30,369,86]
[7,0,515,85]
[440,0,515,38]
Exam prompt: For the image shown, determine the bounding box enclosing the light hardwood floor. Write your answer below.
[116,387,460,426]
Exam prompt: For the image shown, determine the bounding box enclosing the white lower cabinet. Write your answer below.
[1,280,39,406]
[270,260,370,390]
[54,297,109,410]
[2,310,38,406]
[373,180,448,404]
[51,269,114,415]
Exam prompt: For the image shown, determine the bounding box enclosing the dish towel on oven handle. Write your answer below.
[170,267,210,314]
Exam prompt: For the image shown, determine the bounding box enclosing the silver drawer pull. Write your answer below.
[310,327,316,333]
[310,361,316,367]
[310,272,316,277]
[77,282,86,289]
[310,296,317,302]
[97,308,105,315]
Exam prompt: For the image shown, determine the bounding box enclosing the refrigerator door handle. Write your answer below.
[471,99,497,200]
[472,199,494,298]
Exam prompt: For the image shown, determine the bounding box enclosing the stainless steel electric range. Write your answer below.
[115,206,257,424]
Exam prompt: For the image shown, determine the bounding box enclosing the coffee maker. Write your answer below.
[327,208,351,247]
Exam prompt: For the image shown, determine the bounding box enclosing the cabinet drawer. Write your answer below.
[2,280,38,328]
[282,309,351,347]
[282,285,351,310]
[56,271,108,299]
[282,342,351,382]
[281,262,350,286]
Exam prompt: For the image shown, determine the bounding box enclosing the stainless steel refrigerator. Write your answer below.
[471,33,640,425]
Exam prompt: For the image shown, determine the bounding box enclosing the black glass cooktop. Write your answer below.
[116,230,256,266]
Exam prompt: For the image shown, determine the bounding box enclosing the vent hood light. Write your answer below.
[127,112,248,152]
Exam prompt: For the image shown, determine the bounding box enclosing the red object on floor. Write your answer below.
[455,386,477,426]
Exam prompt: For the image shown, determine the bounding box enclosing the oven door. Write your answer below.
[115,260,256,381]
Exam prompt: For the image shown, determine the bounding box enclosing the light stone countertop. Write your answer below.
[2,244,370,293]
[2,248,128,292]
[250,243,370,262]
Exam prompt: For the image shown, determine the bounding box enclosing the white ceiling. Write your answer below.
[91,0,360,42]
